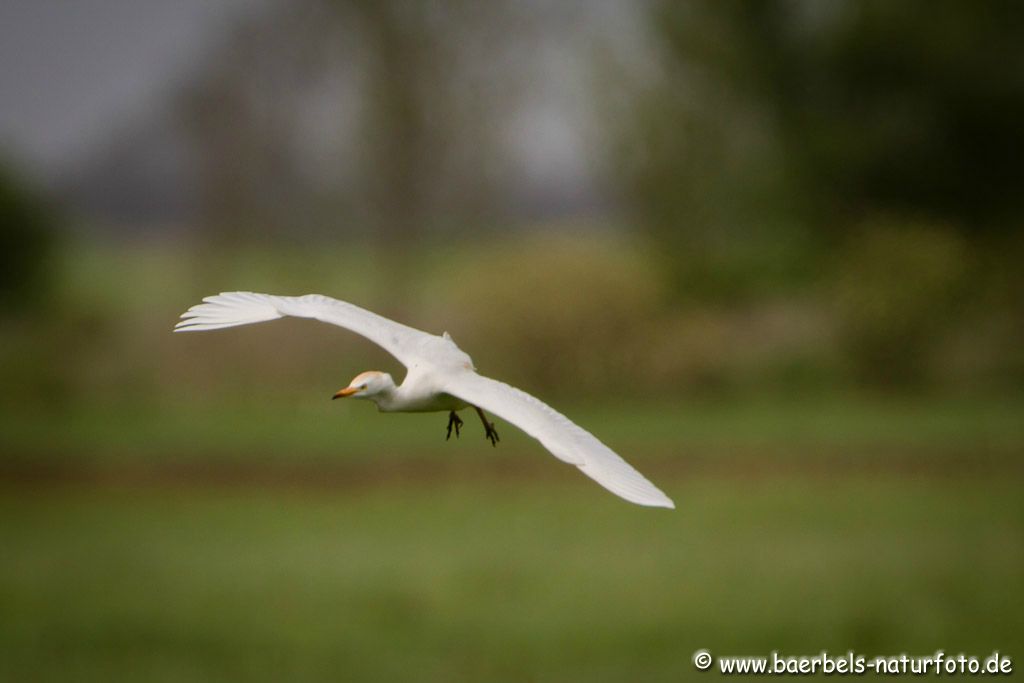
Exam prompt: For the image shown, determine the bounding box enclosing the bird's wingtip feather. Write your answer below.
[637,492,675,509]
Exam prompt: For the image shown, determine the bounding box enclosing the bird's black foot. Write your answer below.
[474,406,500,447]
[446,411,463,440]
[483,421,500,447]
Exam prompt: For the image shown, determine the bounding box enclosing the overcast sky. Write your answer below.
[0,0,649,223]
[0,0,256,176]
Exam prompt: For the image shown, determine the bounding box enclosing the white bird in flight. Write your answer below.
[175,292,674,508]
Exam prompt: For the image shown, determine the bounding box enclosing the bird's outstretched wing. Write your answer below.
[444,372,675,508]
[175,292,438,368]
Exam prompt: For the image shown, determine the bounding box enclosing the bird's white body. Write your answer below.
[366,371,468,413]
[176,292,674,508]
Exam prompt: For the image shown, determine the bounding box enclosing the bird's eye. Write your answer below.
[360,384,368,390]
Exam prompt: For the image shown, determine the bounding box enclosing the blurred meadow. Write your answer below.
[1,1,1023,680]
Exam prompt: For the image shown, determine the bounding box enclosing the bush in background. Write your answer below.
[831,219,971,388]
[0,163,57,311]
[420,233,668,398]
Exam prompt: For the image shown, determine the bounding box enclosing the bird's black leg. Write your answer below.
[446,411,463,440]
[474,406,500,447]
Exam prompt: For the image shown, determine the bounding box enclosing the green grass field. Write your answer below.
[2,477,1021,682]
[4,395,1023,465]
[0,243,1021,679]
[2,398,1022,681]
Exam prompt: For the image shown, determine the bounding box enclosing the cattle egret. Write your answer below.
[176,292,674,508]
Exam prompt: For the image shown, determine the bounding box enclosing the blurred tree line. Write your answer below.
[2,0,1022,408]
[180,0,523,249]
[618,0,1024,389]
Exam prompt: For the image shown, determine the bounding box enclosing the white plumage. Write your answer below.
[176,292,674,509]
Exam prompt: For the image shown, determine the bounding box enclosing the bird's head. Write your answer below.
[332,370,395,401]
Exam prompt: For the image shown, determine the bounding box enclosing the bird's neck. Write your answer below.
[370,382,401,412]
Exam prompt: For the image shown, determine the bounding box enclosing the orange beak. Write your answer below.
[332,387,359,399]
